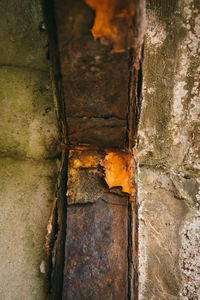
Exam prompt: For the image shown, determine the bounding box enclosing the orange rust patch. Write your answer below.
[69,149,102,169]
[67,150,136,206]
[102,152,136,196]
[67,150,103,198]
[133,147,138,156]
[85,0,134,52]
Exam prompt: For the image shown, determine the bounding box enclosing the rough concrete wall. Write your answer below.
[0,1,60,299]
[138,0,199,299]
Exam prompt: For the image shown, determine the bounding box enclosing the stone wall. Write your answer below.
[0,0,60,299]
[138,0,200,299]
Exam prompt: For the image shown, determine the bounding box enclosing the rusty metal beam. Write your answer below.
[53,0,145,149]
[62,149,130,299]
[63,200,128,299]
[44,0,145,299]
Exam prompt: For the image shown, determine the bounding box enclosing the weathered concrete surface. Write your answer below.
[0,67,60,160]
[0,159,58,300]
[0,0,60,299]
[0,0,48,70]
[138,0,200,299]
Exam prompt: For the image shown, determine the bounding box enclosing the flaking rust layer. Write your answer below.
[85,0,146,68]
[85,0,135,53]
[63,149,133,299]
[67,149,136,206]
[103,151,136,195]
[54,0,145,149]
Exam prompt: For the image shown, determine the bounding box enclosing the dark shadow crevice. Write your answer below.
[49,152,68,300]
[42,1,69,298]
[128,201,133,300]
[127,44,144,300]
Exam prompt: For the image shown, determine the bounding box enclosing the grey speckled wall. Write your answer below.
[0,1,60,299]
[138,0,200,299]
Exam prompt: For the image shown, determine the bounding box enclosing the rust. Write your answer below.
[53,0,130,148]
[85,0,134,53]
[53,0,145,149]
[67,149,136,208]
[85,0,146,69]
[69,149,102,168]
[67,150,104,205]
[67,117,127,148]
[63,200,128,299]
[102,151,136,197]
[45,0,146,298]
[59,149,129,298]
[53,0,145,148]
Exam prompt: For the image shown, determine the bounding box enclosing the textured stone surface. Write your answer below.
[138,168,188,299]
[0,0,60,299]
[0,67,60,160]
[0,0,48,70]
[0,158,58,300]
[138,0,200,298]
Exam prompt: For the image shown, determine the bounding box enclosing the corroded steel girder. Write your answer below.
[54,0,145,149]
[62,149,135,299]
[63,150,130,299]
[45,0,145,299]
